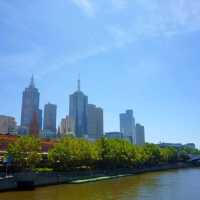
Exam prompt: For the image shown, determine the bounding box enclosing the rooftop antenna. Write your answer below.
[30,74,35,88]
[78,73,80,91]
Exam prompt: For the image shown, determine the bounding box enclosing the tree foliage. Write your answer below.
[7,136,199,171]
[48,136,98,170]
[95,138,140,168]
[48,137,183,171]
[7,136,42,169]
[160,147,177,163]
[143,143,161,165]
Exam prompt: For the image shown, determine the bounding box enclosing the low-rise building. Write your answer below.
[17,126,29,135]
[0,115,17,135]
[41,129,57,139]
[60,116,75,136]
[159,143,196,149]
[184,143,195,149]
[159,143,183,148]
[105,132,123,139]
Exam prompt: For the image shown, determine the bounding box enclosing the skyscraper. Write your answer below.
[120,110,136,143]
[135,123,145,146]
[87,104,104,139]
[21,76,42,134]
[43,103,57,133]
[69,78,88,137]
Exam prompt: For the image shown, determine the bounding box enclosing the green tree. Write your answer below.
[46,137,194,171]
[48,136,99,170]
[96,138,138,169]
[178,149,190,161]
[143,144,161,166]
[160,147,177,163]
[179,147,200,155]
[7,136,42,169]
[135,146,149,167]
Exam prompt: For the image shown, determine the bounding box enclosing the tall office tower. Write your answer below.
[135,123,145,146]
[0,115,17,135]
[60,116,75,136]
[69,79,88,137]
[87,104,104,139]
[120,109,136,143]
[43,103,57,133]
[20,76,42,134]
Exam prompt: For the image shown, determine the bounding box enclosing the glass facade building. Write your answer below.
[69,79,88,138]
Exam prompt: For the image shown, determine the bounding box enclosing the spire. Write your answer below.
[29,75,35,88]
[77,74,80,91]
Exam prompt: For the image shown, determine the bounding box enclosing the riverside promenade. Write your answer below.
[0,163,195,192]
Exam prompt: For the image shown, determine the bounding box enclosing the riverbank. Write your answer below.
[70,162,197,184]
[0,162,198,192]
[2,167,200,200]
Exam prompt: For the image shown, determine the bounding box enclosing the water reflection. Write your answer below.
[0,168,200,200]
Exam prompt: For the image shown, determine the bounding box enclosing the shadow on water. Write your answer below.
[0,168,200,200]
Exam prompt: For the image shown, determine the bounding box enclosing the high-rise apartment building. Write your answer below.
[120,110,136,143]
[43,103,57,133]
[135,123,145,146]
[69,79,88,137]
[87,104,103,139]
[0,115,17,135]
[20,76,42,135]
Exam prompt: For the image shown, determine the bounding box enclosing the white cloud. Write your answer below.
[132,0,200,35]
[106,25,133,47]
[111,0,129,10]
[71,0,200,47]
[105,0,200,47]
[0,44,109,79]
[0,44,46,78]
[2,0,200,77]
[37,44,111,78]
[71,0,96,17]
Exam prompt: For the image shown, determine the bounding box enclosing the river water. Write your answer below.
[0,168,199,200]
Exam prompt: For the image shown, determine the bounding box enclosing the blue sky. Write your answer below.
[1,0,200,146]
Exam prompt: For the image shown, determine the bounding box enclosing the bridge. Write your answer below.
[187,154,200,164]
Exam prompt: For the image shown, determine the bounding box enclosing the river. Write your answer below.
[0,168,199,200]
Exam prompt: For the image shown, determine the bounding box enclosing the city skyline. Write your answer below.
[1,1,200,146]
[0,74,198,146]
[1,75,144,143]
[0,74,199,144]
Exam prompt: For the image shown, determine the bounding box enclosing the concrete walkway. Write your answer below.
[71,174,133,184]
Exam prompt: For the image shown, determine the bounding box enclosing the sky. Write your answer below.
[0,0,200,146]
